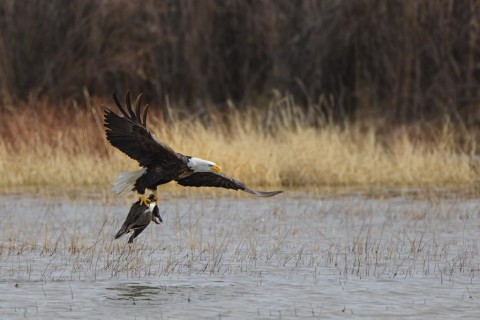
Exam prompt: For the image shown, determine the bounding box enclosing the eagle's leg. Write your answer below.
[138,193,151,207]
[152,189,159,202]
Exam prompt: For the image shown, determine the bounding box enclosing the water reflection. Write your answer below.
[106,282,196,304]
[107,284,165,301]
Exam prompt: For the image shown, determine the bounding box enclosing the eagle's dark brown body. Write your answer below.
[135,158,191,194]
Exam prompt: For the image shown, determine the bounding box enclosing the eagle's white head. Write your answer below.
[187,157,222,174]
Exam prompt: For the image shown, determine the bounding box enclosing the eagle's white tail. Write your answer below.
[112,168,147,196]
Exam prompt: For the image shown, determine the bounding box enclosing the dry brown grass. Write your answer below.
[0,96,478,193]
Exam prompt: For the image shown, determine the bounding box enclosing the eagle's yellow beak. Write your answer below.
[212,164,222,173]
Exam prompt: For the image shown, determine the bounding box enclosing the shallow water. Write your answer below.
[0,193,479,319]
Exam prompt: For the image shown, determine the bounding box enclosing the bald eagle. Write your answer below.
[114,194,162,243]
[104,92,282,205]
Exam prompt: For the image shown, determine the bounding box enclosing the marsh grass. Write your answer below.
[0,96,478,192]
[1,196,478,283]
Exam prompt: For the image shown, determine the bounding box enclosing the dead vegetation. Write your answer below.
[0,196,478,283]
[0,95,478,192]
[1,0,480,125]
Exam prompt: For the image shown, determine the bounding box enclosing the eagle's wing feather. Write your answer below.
[176,172,283,198]
[105,93,182,167]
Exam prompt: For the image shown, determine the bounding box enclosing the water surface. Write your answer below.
[0,193,479,319]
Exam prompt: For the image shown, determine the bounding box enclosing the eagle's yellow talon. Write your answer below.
[138,194,150,207]
[153,190,159,202]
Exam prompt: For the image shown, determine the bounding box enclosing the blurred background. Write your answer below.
[1,0,479,125]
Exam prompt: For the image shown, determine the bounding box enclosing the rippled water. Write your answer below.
[0,192,479,319]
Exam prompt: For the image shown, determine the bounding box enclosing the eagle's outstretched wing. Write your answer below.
[176,172,283,197]
[104,92,183,167]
